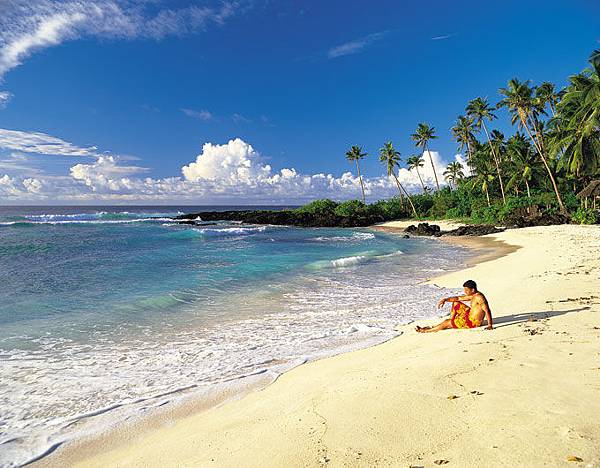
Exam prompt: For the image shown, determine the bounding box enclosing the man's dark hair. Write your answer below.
[463,280,477,290]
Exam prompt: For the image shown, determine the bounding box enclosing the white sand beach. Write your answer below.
[39,224,600,467]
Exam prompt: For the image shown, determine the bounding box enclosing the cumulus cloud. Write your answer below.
[182,138,271,183]
[70,156,148,191]
[328,31,388,59]
[0,131,462,203]
[454,153,472,177]
[0,1,241,81]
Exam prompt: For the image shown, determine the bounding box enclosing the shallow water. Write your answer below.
[0,206,467,466]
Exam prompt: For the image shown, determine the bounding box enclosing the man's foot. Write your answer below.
[416,325,430,333]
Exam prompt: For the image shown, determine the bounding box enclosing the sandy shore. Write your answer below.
[38,225,600,467]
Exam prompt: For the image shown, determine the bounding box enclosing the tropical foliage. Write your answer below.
[339,49,600,225]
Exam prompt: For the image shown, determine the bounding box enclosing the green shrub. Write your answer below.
[471,204,501,224]
[334,200,368,218]
[295,199,338,216]
[571,207,598,225]
[410,193,434,217]
[368,197,409,220]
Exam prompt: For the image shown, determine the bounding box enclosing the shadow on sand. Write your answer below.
[491,306,590,328]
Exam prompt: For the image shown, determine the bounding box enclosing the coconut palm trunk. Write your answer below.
[480,122,506,204]
[465,140,473,172]
[415,167,426,192]
[525,179,531,198]
[355,159,366,204]
[520,115,566,212]
[424,144,440,190]
[393,172,417,217]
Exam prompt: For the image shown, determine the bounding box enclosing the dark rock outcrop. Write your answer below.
[403,222,505,237]
[442,225,505,236]
[403,223,442,236]
[175,210,386,228]
[503,212,571,228]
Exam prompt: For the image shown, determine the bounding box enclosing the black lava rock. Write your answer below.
[403,223,442,236]
[442,225,505,236]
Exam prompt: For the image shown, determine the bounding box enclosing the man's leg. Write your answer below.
[417,319,453,333]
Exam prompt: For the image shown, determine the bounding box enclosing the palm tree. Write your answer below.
[451,115,476,169]
[506,133,540,199]
[466,97,507,204]
[443,161,465,189]
[406,155,426,192]
[345,145,367,203]
[536,82,561,117]
[469,147,496,207]
[379,141,417,216]
[498,78,566,212]
[549,50,600,181]
[411,123,439,190]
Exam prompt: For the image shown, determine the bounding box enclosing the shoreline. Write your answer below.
[373,221,520,267]
[36,225,600,467]
[31,226,492,467]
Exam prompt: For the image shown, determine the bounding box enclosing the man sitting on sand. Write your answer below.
[416,280,493,333]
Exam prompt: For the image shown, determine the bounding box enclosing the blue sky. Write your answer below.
[0,0,599,204]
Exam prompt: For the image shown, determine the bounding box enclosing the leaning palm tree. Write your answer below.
[410,123,440,190]
[379,141,417,216]
[498,78,566,212]
[549,50,600,181]
[443,161,465,189]
[466,97,506,204]
[406,155,426,192]
[345,145,367,203]
[451,115,476,169]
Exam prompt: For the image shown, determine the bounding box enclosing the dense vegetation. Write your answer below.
[340,49,600,225]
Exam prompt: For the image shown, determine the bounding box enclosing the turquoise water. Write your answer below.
[0,206,467,466]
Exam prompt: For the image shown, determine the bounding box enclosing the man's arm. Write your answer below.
[437,295,473,309]
[482,300,493,330]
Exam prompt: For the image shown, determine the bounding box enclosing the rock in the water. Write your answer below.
[404,223,442,236]
[442,224,505,236]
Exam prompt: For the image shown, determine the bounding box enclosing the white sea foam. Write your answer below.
[1,217,175,226]
[330,255,368,267]
[0,228,464,467]
[194,226,268,236]
[310,231,376,242]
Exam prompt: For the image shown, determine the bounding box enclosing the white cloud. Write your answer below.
[23,177,43,193]
[0,133,461,203]
[0,1,241,81]
[232,113,252,124]
[182,138,271,183]
[454,153,472,177]
[328,31,388,59]
[0,128,98,157]
[431,34,452,41]
[181,108,213,121]
[70,155,148,191]
[0,91,13,108]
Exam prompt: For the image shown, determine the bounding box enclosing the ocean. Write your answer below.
[0,206,468,466]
